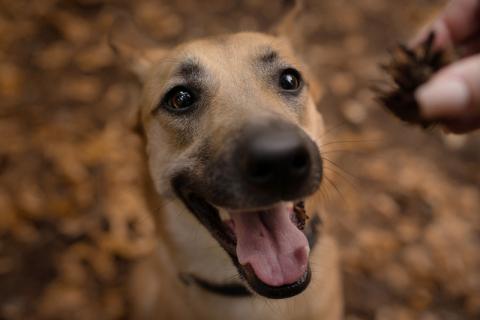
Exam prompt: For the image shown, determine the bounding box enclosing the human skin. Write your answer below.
[413,0,480,133]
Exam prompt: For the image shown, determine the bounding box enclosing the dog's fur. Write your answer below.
[111,2,342,319]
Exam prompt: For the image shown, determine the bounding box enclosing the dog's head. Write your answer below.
[111,1,327,299]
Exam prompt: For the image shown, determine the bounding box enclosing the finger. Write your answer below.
[411,0,480,49]
[410,18,452,49]
[442,0,480,45]
[416,54,480,119]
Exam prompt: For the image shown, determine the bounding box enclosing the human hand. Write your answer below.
[413,0,480,133]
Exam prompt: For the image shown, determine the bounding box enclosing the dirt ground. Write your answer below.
[1,0,480,319]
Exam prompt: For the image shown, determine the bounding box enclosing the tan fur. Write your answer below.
[111,3,343,319]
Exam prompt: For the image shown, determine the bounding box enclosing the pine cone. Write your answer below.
[377,32,454,128]
[294,201,308,230]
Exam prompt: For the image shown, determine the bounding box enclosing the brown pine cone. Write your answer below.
[377,32,455,128]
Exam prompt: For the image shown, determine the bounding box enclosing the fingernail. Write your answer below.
[416,78,471,118]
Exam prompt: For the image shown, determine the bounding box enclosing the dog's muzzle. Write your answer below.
[172,119,324,299]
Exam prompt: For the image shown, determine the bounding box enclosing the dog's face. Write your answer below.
[112,23,326,299]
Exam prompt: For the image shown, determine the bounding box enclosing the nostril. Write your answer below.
[291,148,310,175]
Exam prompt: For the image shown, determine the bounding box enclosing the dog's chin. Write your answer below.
[176,189,312,299]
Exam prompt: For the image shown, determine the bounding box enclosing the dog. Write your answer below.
[110,1,343,319]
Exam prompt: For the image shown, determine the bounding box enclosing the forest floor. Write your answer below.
[1,0,480,319]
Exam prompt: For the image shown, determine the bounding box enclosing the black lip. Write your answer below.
[173,179,312,299]
[239,263,311,299]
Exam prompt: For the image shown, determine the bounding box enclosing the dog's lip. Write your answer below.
[177,187,311,298]
[240,263,311,299]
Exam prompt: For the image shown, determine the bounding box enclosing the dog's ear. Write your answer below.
[270,0,305,42]
[108,12,168,80]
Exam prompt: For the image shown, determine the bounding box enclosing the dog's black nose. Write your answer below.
[239,122,321,197]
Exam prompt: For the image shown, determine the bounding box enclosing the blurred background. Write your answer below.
[1,0,480,319]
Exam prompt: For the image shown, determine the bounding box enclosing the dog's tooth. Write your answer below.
[218,208,230,221]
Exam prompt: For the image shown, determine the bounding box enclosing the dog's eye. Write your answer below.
[165,87,196,112]
[279,69,302,91]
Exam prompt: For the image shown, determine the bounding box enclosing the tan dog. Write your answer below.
[110,2,342,319]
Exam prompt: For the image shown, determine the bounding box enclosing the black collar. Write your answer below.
[179,273,252,297]
[179,214,322,298]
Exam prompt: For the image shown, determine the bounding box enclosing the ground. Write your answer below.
[1,0,480,319]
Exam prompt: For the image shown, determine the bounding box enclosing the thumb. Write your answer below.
[416,54,480,119]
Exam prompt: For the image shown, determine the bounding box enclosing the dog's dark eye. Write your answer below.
[279,69,302,91]
[165,87,196,112]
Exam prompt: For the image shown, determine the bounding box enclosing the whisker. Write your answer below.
[318,178,335,202]
[323,175,346,203]
[322,157,357,180]
[319,138,381,148]
[324,167,359,192]
[320,149,368,156]
[322,160,359,192]
[319,122,349,139]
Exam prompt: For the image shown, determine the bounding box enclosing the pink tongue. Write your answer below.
[229,203,309,287]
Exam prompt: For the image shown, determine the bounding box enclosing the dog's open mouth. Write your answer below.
[179,190,312,299]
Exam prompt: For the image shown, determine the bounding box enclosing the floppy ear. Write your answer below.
[108,12,168,80]
[270,0,305,42]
